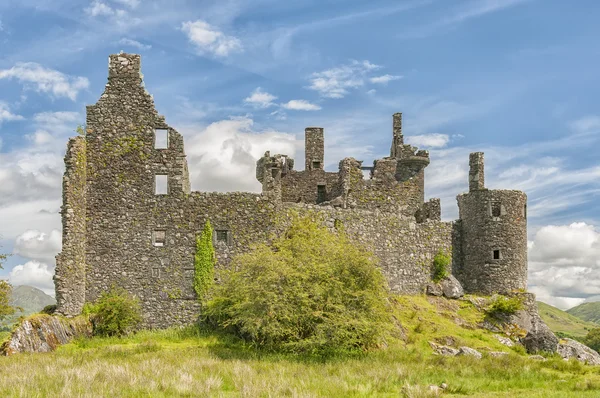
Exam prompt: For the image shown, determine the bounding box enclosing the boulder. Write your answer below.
[429,341,459,356]
[440,275,464,299]
[426,283,443,297]
[457,346,482,359]
[489,351,509,358]
[557,338,600,365]
[493,334,515,347]
[1,314,91,356]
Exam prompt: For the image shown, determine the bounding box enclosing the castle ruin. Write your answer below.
[54,53,528,328]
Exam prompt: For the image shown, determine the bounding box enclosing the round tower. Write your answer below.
[455,152,528,294]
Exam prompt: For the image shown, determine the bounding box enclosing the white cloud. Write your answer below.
[406,133,449,148]
[85,1,115,17]
[118,38,151,50]
[369,74,402,84]
[244,88,277,108]
[8,261,55,296]
[0,102,24,124]
[527,222,600,309]
[13,230,61,265]
[181,117,298,192]
[281,99,321,111]
[569,116,600,134]
[0,63,89,101]
[307,60,382,98]
[114,0,140,9]
[181,20,242,57]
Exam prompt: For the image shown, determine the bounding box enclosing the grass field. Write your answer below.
[537,301,598,339]
[1,296,599,397]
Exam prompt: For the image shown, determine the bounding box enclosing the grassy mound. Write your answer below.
[538,301,598,339]
[0,295,599,397]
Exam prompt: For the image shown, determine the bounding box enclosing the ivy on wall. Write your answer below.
[194,221,216,300]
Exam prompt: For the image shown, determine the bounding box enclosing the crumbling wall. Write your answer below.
[55,137,87,316]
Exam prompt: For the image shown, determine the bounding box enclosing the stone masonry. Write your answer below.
[54,53,529,328]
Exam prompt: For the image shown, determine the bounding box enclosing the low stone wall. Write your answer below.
[1,315,92,356]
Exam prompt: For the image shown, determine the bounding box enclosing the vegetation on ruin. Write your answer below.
[432,249,451,282]
[203,215,393,355]
[194,220,216,299]
[85,286,142,337]
[484,295,524,318]
[1,295,600,396]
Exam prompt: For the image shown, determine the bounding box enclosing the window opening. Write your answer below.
[216,230,229,243]
[523,204,527,219]
[152,268,161,278]
[312,161,321,169]
[493,250,501,260]
[491,201,501,218]
[317,185,326,203]
[153,230,166,247]
[155,175,168,195]
[155,129,168,149]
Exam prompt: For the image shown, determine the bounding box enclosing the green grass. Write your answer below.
[1,296,600,397]
[567,302,600,325]
[538,301,598,339]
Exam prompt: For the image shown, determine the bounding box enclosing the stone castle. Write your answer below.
[54,54,528,328]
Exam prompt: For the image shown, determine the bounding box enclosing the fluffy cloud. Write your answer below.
[406,133,450,148]
[181,20,242,57]
[85,1,114,17]
[118,38,151,50]
[244,88,277,108]
[528,222,600,309]
[0,102,24,124]
[182,117,298,192]
[114,0,140,9]
[281,100,321,111]
[307,60,381,98]
[13,230,61,265]
[8,261,55,296]
[0,63,89,101]
[369,74,403,84]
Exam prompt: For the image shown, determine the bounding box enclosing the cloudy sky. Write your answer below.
[1,0,599,309]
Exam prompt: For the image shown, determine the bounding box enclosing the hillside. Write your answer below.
[537,301,598,338]
[1,286,55,329]
[1,295,600,397]
[567,302,600,324]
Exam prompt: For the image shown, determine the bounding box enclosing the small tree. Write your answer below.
[204,214,393,355]
[584,328,600,352]
[0,244,15,321]
[91,286,142,337]
[194,221,216,300]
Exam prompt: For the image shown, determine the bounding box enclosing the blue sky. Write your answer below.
[1,0,600,309]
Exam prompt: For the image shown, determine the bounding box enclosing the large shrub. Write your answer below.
[584,328,600,353]
[90,286,142,337]
[484,295,524,318]
[432,249,450,283]
[204,214,393,355]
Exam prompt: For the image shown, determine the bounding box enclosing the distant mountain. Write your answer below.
[537,301,598,339]
[567,302,600,325]
[3,286,56,326]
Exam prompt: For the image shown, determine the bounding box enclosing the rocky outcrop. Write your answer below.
[440,275,464,299]
[1,314,91,356]
[457,346,482,359]
[558,338,600,365]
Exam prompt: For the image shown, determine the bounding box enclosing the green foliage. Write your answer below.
[485,295,524,318]
[75,124,86,136]
[40,304,57,315]
[432,249,450,283]
[537,301,597,339]
[584,328,600,352]
[204,214,393,355]
[194,221,216,299]
[0,244,14,321]
[89,286,142,337]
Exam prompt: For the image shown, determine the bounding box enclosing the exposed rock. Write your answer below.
[1,315,91,356]
[489,351,509,358]
[493,334,515,347]
[457,346,482,359]
[528,355,546,361]
[557,338,600,365]
[429,341,459,356]
[426,283,443,297]
[440,275,464,299]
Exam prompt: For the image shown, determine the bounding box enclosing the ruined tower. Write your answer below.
[305,127,324,171]
[455,152,528,294]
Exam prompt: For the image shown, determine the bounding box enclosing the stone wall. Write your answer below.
[55,137,87,316]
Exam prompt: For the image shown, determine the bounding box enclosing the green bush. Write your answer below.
[194,220,216,299]
[485,295,524,317]
[90,287,142,337]
[204,214,393,355]
[584,328,600,352]
[40,304,57,315]
[432,249,450,283]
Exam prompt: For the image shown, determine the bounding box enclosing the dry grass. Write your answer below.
[0,297,599,397]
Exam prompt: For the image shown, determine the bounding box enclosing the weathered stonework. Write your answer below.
[54,53,530,328]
